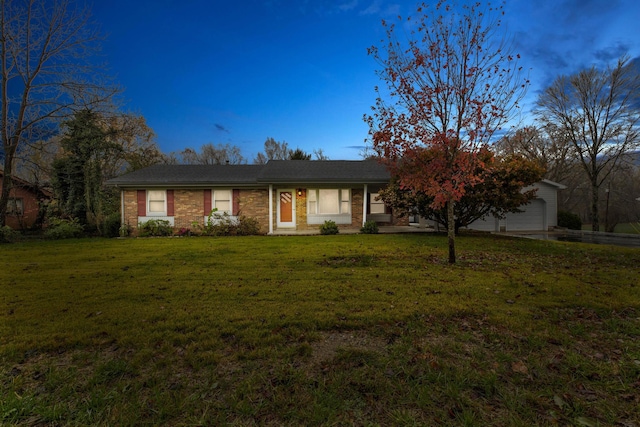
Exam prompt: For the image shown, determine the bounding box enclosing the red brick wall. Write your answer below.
[121,186,406,234]
[122,188,270,235]
[1,184,43,230]
[236,189,269,233]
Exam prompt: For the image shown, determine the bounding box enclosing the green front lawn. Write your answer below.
[1,234,639,425]
[582,223,640,234]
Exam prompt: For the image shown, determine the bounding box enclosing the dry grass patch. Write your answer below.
[1,234,639,425]
[307,331,389,366]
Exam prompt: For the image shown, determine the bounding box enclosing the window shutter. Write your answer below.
[167,190,174,216]
[367,193,371,214]
[232,189,240,216]
[204,189,212,215]
[137,190,146,216]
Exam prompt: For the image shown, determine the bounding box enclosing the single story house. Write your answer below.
[106,160,407,234]
[464,180,567,232]
[0,170,52,230]
[106,160,565,234]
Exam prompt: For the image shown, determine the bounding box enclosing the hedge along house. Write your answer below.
[106,160,407,234]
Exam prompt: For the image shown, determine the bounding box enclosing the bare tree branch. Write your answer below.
[535,56,640,231]
[0,0,119,226]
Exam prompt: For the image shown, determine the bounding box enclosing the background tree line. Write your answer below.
[0,0,331,234]
[364,1,640,262]
[495,56,640,232]
[3,0,639,246]
[8,108,331,236]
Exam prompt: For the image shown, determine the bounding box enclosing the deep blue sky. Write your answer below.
[91,0,640,161]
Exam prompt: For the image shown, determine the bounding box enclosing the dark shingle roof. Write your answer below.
[258,160,390,184]
[107,161,391,187]
[106,164,264,187]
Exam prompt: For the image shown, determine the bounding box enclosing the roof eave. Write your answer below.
[108,182,265,188]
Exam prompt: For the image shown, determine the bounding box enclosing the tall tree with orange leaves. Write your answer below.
[365,0,529,263]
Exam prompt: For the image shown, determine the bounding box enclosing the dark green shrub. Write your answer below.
[138,219,173,237]
[558,210,582,230]
[119,223,131,237]
[360,220,379,234]
[101,212,122,237]
[199,210,262,236]
[201,210,233,236]
[236,215,262,235]
[0,226,20,243]
[44,218,84,239]
[176,227,191,237]
[320,220,339,235]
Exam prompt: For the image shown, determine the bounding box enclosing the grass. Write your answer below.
[614,223,640,234]
[1,233,639,426]
[582,222,640,234]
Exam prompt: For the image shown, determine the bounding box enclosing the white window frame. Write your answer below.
[307,189,350,215]
[308,189,317,215]
[306,188,352,225]
[138,189,174,226]
[340,189,350,214]
[7,198,24,215]
[370,193,385,214]
[147,190,167,216]
[213,189,232,215]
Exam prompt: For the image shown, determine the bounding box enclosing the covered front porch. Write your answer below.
[269,224,433,236]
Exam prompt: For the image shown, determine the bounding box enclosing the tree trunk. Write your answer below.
[447,199,456,264]
[590,180,599,232]
[0,155,15,227]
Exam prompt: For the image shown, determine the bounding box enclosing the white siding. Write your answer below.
[466,180,564,232]
[532,182,560,228]
[467,215,498,231]
[504,199,545,231]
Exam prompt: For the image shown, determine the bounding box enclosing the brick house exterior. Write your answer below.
[108,160,408,235]
[0,170,51,230]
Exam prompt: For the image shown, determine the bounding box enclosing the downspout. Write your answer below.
[120,188,124,226]
[362,184,368,226]
[268,184,273,234]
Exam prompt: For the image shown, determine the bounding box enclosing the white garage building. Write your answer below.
[465,180,566,232]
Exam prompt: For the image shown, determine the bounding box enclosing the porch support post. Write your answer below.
[268,184,273,234]
[363,184,368,226]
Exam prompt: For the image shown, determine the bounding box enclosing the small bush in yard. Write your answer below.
[138,219,173,237]
[199,210,262,236]
[176,227,191,237]
[102,212,123,237]
[0,225,20,243]
[360,220,379,234]
[235,215,261,236]
[320,220,339,235]
[119,223,131,237]
[44,217,84,239]
[558,210,582,230]
[201,210,233,236]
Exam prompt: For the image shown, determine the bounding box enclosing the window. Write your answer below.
[370,193,385,214]
[148,190,166,214]
[340,189,350,213]
[319,189,339,214]
[308,189,350,215]
[7,198,24,215]
[213,190,231,213]
[308,189,317,214]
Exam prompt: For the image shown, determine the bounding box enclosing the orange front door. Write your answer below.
[279,191,293,223]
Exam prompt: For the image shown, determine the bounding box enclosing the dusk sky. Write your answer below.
[91,0,640,161]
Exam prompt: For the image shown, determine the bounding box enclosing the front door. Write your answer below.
[277,190,295,228]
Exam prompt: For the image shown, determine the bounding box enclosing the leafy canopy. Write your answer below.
[378,148,544,233]
[365,0,528,262]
